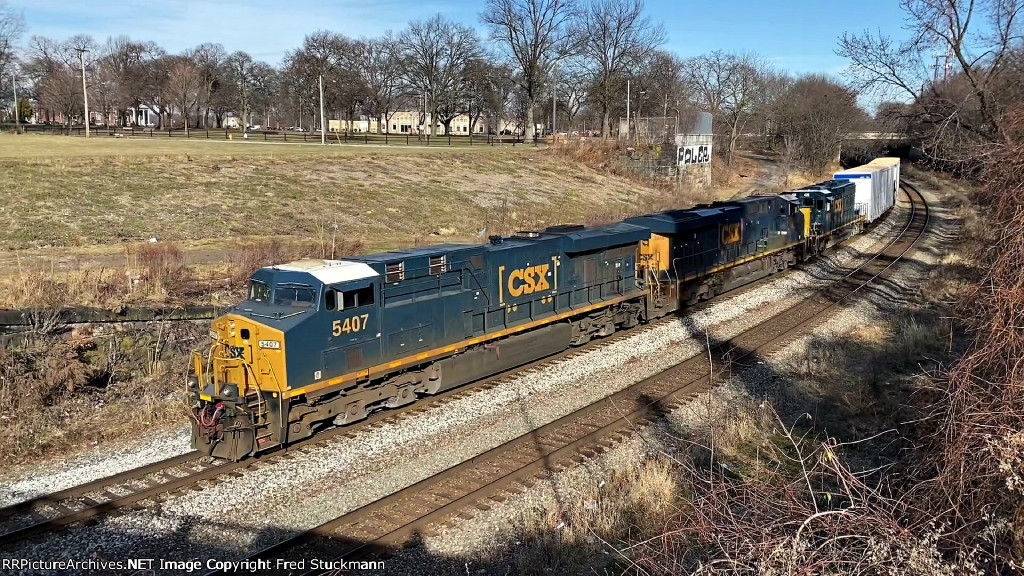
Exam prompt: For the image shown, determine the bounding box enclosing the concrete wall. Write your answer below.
[676,132,714,187]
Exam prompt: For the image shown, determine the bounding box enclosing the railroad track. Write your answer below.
[0,184,920,554]
[208,181,929,576]
[0,298,681,550]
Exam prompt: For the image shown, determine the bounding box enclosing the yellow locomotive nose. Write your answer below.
[189,314,287,459]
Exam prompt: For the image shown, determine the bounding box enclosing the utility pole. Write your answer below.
[318,74,326,145]
[625,79,630,140]
[11,66,18,132]
[75,47,90,137]
[551,71,557,137]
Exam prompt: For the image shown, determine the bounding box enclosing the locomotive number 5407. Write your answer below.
[333,314,370,336]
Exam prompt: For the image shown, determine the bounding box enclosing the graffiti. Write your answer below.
[678,144,712,166]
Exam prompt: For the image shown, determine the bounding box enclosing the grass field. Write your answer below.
[0,134,680,255]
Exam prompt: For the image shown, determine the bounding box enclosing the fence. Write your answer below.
[1,124,536,147]
[618,116,679,145]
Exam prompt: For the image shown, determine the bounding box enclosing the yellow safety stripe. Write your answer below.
[286,293,638,398]
[287,226,861,400]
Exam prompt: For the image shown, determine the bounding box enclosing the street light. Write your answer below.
[318,74,326,145]
[10,64,19,132]
[551,71,557,136]
[74,47,90,137]
[635,90,647,143]
[625,79,631,140]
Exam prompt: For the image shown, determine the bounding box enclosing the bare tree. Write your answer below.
[837,0,1024,155]
[684,51,768,164]
[0,0,24,80]
[249,61,277,128]
[354,34,404,134]
[643,50,687,124]
[398,15,481,137]
[165,57,201,135]
[774,74,868,175]
[224,51,256,129]
[575,0,665,138]
[100,36,149,126]
[559,59,591,129]
[136,44,169,128]
[190,43,226,128]
[38,68,80,127]
[482,0,577,142]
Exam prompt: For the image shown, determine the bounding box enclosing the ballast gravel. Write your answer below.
[0,424,192,509]
[379,183,952,572]
[6,201,907,574]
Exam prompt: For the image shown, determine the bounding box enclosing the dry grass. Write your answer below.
[0,237,365,309]
[0,323,202,463]
[0,135,667,253]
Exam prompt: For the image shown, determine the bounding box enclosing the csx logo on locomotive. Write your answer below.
[506,264,551,297]
[497,260,552,297]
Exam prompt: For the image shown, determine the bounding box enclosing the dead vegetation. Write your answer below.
[0,323,205,462]
[0,236,366,310]
[440,160,1019,575]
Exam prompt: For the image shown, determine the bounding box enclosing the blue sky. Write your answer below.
[16,0,910,75]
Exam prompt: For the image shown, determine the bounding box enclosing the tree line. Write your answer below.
[0,0,871,173]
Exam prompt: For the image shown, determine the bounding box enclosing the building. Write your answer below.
[127,105,159,126]
[374,111,495,135]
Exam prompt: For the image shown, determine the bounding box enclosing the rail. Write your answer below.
[205,181,930,575]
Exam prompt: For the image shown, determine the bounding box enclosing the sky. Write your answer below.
[15,0,912,76]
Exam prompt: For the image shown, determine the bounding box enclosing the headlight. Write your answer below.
[258,340,281,350]
[209,329,219,340]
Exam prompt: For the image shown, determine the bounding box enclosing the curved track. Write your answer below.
[1,183,927,555]
[207,182,930,575]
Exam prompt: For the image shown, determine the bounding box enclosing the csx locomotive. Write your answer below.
[189,161,899,460]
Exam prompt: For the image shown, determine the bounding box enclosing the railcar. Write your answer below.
[834,158,900,223]
[189,159,901,460]
[625,195,805,313]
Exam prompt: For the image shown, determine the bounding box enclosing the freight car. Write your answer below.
[834,159,900,223]
[189,160,900,460]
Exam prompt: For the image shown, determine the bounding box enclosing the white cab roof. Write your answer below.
[270,259,378,285]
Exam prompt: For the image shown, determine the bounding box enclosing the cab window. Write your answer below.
[248,280,271,303]
[339,286,375,310]
[272,284,317,308]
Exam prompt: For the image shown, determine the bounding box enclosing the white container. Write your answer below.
[834,158,900,223]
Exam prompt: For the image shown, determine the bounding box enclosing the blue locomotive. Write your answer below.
[189,162,897,460]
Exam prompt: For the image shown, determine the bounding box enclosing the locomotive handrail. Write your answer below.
[460,266,491,305]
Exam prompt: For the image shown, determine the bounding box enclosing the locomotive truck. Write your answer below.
[189,160,899,460]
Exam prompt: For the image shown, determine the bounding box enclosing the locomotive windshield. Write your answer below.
[271,283,318,308]
[248,280,271,303]
[246,279,317,308]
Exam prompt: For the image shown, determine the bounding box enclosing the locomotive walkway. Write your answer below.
[204,181,930,575]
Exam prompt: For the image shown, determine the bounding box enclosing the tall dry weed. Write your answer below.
[905,108,1024,568]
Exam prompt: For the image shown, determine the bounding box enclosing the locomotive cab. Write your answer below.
[189,259,381,460]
